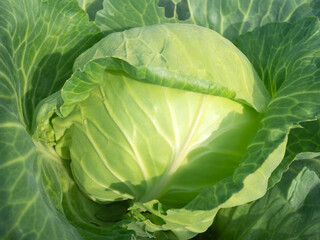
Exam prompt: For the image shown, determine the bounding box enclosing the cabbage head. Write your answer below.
[45,23,270,208]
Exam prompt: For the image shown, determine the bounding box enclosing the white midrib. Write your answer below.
[139,96,207,202]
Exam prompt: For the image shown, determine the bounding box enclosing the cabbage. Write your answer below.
[1,1,320,239]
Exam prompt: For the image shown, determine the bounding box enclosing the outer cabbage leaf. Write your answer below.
[0,0,102,128]
[96,0,320,40]
[95,0,193,35]
[200,159,320,240]
[210,136,320,239]
[234,17,320,188]
[196,118,320,239]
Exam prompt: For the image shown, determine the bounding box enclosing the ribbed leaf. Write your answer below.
[211,153,320,240]
[234,17,320,187]
[96,0,320,40]
[196,118,320,239]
